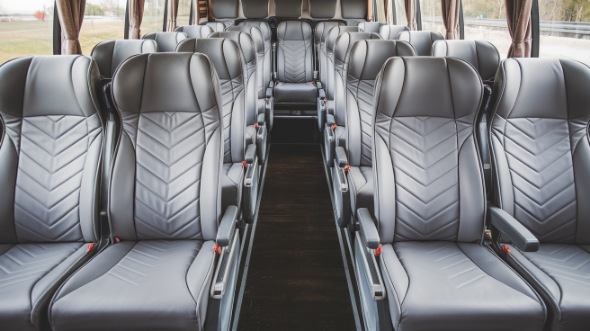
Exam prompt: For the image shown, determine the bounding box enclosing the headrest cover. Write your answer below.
[242,0,269,18]
[274,0,302,18]
[341,0,367,19]
[309,0,337,19]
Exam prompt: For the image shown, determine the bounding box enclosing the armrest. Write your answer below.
[216,206,239,247]
[326,114,336,126]
[357,208,380,249]
[318,88,326,99]
[335,146,348,168]
[489,206,539,252]
[257,113,265,126]
[316,81,323,90]
[244,144,257,164]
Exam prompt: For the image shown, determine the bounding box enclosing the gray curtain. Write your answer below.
[56,0,86,54]
[404,0,417,30]
[129,0,145,39]
[441,0,460,39]
[506,0,533,57]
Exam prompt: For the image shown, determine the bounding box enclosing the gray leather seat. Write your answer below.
[358,22,383,33]
[317,26,358,129]
[331,40,415,228]
[204,21,226,32]
[399,30,443,55]
[210,31,267,161]
[175,24,214,39]
[273,20,318,107]
[49,53,240,331]
[379,24,410,40]
[489,58,590,331]
[142,32,188,52]
[355,57,546,330]
[91,39,157,79]
[432,39,500,198]
[0,55,104,331]
[314,21,345,83]
[324,32,381,165]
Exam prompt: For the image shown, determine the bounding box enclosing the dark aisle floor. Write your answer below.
[237,144,357,331]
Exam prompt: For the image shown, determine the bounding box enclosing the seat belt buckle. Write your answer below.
[87,243,95,253]
[343,164,351,173]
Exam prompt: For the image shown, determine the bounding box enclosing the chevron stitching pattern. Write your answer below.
[502,118,576,242]
[219,76,244,163]
[281,40,309,83]
[526,245,590,288]
[0,243,81,293]
[135,112,205,240]
[348,77,377,166]
[107,241,201,286]
[390,117,460,241]
[14,115,101,242]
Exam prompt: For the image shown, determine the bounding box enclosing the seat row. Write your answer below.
[316,31,590,331]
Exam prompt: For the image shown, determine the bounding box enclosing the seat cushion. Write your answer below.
[50,240,215,331]
[274,82,318,104]
[0,243,87,331]
[222,162,244,212]
[381,242,546,331]
[507,244,590,331]
[348,166,373,212]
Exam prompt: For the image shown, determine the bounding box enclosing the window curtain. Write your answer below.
[129,0,145,39]
[167,0,179,31]
[441,0,460,39]
[56,0,86,54]
[506,0,533,57]
[404,0,417,30]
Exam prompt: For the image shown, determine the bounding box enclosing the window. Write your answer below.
[462,0,511,57]
[177,0,192,27]
[420,0,445,34]
[0,0,54,64]
[142,0,166,36]
[376,0,387,23]
[80,0,127,55]
[538,0,590,65]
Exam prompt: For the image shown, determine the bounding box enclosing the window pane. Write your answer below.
[177,0,192,26]
[0,0,54,64]
[538,0,590,65]
[80,0,127,55]
[394,0,408,26]
[420,0,445,34]
[142,0,166,35]
[463,0,511,58]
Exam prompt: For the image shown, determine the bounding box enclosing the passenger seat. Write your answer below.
[399,30,443,55]
[379,25,410,40]
[175,25,214,38]
[0,55,105,331]
[204,21,226,32]
[142,32,188,52]
[91,39,158,80]
[49,53,241,331]
[358,22,383,33]
[273,21,318,109]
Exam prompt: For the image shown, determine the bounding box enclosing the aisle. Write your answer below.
[237,144,357,330]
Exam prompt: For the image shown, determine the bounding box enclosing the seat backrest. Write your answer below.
[276,21,314,83]
[274,0,302,18]
[238,21,272,88]
[176,38,246,165]
[490,58,590,244]
[204,22,227,32]
[325,26,359,99]
[175,25,214,39]
[373,57,484,244]
[346,40,416,167]
[432,40,500,85]
[399,31,443,56]
[241,0,269,19]
[109,53,223,241]
[341,0,367,22]
[333,32,381,126]
[226,25,266,99]
[91,39,157,79]
[0,56,103,244]
[379,25,410,40]
[358,22,383,33]
[309,0,338,19]
[314,21,345,82]
[142,32,188,52]
[210,31,259,130]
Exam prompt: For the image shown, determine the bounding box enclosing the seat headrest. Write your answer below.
[493,58,590,119]
[432,40,500,83]
[112,53,220,116]
[348,40,416,80]
[225,25,264,54]
[142,32,188,52]
[210,31,257,65]
[91,39,157,78]
[399,31,444,56]
[274,0,302,18]
[334,32,382,64]
[358,22,383,33]
[379,25,410,40]
[211,0,239,19]
[177,38,242,81]
[326,26,359,53]
[0,55,101,118]
[341,0,367,19]
[175,25,214,39]
[309,0,337,19]
[376,57,482,118]
[241,0,269,18]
